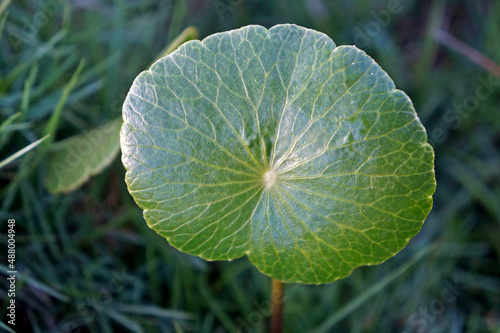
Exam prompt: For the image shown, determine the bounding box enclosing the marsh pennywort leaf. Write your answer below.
[120,24,436,284]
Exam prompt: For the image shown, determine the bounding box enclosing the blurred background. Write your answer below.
[1,0,499,332]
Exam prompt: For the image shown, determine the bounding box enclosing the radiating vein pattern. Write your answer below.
[121,24,436,284]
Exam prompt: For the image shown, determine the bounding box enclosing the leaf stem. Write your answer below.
[270,279,285,333]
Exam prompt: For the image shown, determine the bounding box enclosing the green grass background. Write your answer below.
[1,0,500,332]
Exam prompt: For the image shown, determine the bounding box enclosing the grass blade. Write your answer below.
[114,303,194,321]
[0,134,49,169]
[0,321,16,333]
[0,264,70,302]
[0,0,11,16]
[102,308,144,333]
[42,59,85,148]
[154,26,198,62]
[311,245,435,333]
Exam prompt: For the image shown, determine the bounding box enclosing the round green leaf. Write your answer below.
[120,24,436,284]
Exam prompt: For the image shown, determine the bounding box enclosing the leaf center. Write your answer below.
[263,170,277,190]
